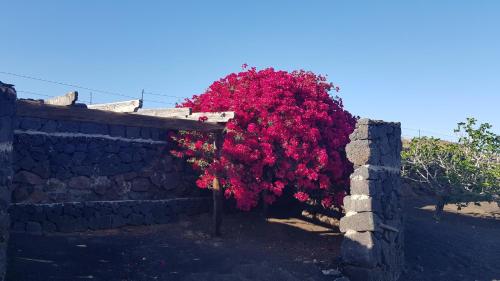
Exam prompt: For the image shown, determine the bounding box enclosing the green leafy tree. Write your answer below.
[402,118,499,219]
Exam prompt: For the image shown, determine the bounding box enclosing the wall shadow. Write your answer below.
[5,210,344,281]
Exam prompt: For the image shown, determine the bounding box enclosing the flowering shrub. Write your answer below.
[172,67,356,210]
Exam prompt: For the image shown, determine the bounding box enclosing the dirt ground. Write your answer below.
[6,192,500,281]
[400,197,500,281]
[6,213,342,281]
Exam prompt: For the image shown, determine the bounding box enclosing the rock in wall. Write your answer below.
[0,83,16,280]
[12,116,204,203]
[340,119,404,281]
[10,198,210,233]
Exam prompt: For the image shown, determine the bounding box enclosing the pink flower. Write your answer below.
[171,67,355,211]
[294,191,309,202]
[247,123,258,133]
[321,196,333,208]
[194,140,203,150]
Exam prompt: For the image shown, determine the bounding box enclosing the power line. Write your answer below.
[17,90,53,98]
[0,70,138,99]
[0,71,177,105]
[145,99,178,105]
[17,90,91,104]
[7,85,476,136]
[18,88,175,106]
[402,127,457,139]
[142,90,187,105]
[143,91,186,99]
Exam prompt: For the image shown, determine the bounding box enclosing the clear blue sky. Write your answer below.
[1,0,499,140]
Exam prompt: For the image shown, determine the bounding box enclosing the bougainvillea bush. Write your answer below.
[171,67,356,211]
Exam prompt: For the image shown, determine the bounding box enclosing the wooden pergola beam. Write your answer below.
[136,108,234,123]
[186,112,235,123]
[16,100,224,132]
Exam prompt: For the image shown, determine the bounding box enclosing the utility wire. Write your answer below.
[18,88,175,106]
[17,90,91,104]
[402,127,457,139]
[0,70,137,99]
[146,99,178,105]
[8,82,466,139]
[143,91,186,99]
[17,90,53,98]
[0,71,178,105]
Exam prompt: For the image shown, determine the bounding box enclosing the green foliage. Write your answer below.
[402,118,499,208]
[454,118,500,196]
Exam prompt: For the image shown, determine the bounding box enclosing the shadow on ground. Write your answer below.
[6,213,342,281]
[6,192,500,281]
[400,194,500,281]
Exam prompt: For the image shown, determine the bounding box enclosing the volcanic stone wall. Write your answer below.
[340,119,404,281]
[0,84,16,280]
[10,198,210,233]
[12,115,201,204]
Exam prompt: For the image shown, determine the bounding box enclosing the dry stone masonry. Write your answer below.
[10,198,210,233]
[0,83,16,280]
[3,84,407,281]
[12,116,201,203]
[340,119,404,281]
[0,85,214,277]
[8,99,211,233]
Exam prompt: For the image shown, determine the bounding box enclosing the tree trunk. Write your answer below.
[433,196,446,221]
[212,177,223,236]
[212,132,224,236]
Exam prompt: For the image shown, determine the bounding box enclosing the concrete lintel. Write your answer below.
[44,91,78,106]
[135,108,192,117]
[87,99,142,112]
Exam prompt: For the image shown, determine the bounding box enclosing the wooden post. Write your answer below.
[212,132,224,236]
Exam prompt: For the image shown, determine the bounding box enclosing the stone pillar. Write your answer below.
[340,119,404,281]
[0,82,16,280]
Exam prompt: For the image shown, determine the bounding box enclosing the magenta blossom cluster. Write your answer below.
[172,67,356,211]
